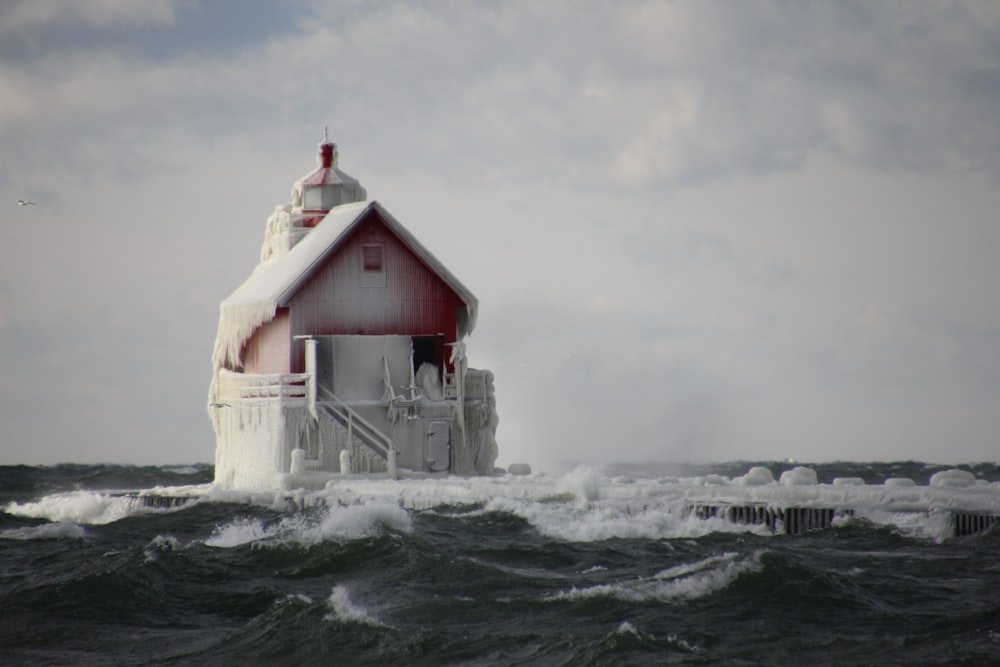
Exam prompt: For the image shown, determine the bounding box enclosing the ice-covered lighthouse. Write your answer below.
[208,131,499,490]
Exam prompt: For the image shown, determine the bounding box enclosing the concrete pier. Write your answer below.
[691,504,853,534]
[691,503,997,538]
[126,493,195,509]
[124,492,999,539]
[952,512,999,538]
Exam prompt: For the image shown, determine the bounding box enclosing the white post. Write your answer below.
[452,342,467,453]
[387,448,398,480]
[408,341,417,400]
[304,338,317,420]
[290,448,305,475]
[340,449,352,475]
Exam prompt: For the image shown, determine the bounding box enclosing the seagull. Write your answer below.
[209,402,232,408]
[17,199,36,206]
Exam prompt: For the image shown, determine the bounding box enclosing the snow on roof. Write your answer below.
[299,164,348,187]
[211,200,479,371]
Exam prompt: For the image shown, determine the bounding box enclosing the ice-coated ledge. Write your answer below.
[44,465,1000,517]
[10,465,998,542]
[305,465,1000,515]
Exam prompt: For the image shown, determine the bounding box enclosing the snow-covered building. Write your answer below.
[208,133,499,490]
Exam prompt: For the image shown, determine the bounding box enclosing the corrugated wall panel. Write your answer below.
[287,212,462,373]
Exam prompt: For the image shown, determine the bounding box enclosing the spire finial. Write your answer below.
[318,126,335,168]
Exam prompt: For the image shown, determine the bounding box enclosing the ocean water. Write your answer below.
[2,461,1000,666]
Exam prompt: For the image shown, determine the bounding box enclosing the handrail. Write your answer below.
[319,403,390,458]
[381,356,397,403]
[237,373,310,399]
[315,383,394,460]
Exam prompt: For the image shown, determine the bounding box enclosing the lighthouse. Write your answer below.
[208,132,499,490]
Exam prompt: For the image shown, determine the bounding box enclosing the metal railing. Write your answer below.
[236,373,310,399]
[315,383,394,461]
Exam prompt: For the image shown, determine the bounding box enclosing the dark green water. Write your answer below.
[2,462,999,666]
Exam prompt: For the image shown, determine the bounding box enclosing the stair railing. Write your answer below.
[315,383,394,461]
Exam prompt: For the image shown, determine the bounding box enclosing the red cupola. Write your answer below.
[292,127,367,226]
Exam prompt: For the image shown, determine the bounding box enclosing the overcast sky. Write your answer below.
[1,0,999,469]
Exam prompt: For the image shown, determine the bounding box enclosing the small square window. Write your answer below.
[361,243,386,287]
[363,244,383,272]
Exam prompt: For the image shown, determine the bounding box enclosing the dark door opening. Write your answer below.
[412,335,443,374]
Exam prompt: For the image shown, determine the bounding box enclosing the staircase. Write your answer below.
[315,384,394,464]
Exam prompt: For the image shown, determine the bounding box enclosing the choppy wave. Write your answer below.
[552,551,764,603]
[204,499,411,548]
[482,495,774,542]
[325,585,387,627]
[2,461,1000,666]
[0,521,88,540]
[5,490,143,525]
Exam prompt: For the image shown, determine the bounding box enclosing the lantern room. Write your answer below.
[291,128,367,225]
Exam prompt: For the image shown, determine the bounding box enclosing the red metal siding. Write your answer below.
[242,308,291,374]
[287,210,463,373]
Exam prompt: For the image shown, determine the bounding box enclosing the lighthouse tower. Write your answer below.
[209,132,499,490]
[294,128,367,220]
[259,129,367,262]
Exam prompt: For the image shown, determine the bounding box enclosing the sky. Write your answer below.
[1,0,999,469]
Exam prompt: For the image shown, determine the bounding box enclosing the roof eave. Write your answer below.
[369,201,480,336]
[276,201,376,305]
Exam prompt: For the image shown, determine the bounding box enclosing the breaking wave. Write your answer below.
[4,491,142,525]
[205,498,411,548]
[0,521,88,540]
[325,585,386,627]
[551,551,765,603]
[3,461,1000,666]
[481,495,772,542]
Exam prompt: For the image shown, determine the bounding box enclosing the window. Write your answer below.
[360,243,386,287]
[303,186,323,210]
[363,244,383,272]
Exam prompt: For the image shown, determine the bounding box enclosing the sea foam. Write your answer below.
[205,498,411,548]
[0,522,87,540]
[552,551,763,603]
[4,491,141,525]
[482,495,770,542]
[325,585,385,626]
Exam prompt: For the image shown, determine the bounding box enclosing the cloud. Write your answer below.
[5,2,1000,188]
[1,1,1000,465]
[0,0,175,35]
[0,68,35,125]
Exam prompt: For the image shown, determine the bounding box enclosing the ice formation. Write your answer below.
[929,469,977,488]
[7,465,998,543]
[208,137,497,490]
[779,466,818,486]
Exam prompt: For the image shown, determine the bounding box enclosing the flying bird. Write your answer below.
[17,199,36,206]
